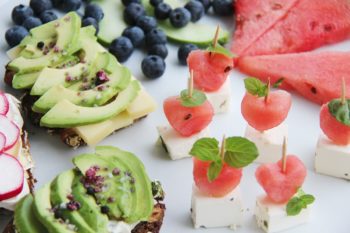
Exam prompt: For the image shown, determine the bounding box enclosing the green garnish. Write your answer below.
[244,77,284,97]
[179,89,207,107]
[286,188,315,216]
[207,43,234,58]
[328,99,350,126]
[190,137,258,182]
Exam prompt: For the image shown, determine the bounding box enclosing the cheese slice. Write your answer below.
[73,89,156,145]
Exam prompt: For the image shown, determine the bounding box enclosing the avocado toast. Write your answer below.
[4,12,156,148]
[3,146,165,233]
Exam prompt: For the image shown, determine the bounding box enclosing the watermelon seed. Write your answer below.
[323,24,334,32]
[271,3,282,10]
[184,113,192,120]
[224,66,232,72]
[310,87,317,94]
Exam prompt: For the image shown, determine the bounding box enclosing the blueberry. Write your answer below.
[150,0,163,7]
[40,11,58,23]
[84,3,104,22]
[148,44,168,59]
[178,43,198,65]
[109,36,134,63]
[122,26,145,47]
[22,17,42,30]
[212,0,233,16]
[154,3,171,20]
[141,55,165,79]
[195,0,211,12]
[30,0,53,15]
[52,0,62,8]
[121,0,141,6]
[145,28,167,46]
[136,16,157,33]
[82,17,99,33]
[60,0,82,12]
[5,26,29,47]
[185,0,204,22]
[169,7,191,28]
[123,3,146,25]
[11,4,34,25]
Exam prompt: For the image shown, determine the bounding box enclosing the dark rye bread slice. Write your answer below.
[2,201,166,233]
[5,70,149,148]
[0,131,36,215]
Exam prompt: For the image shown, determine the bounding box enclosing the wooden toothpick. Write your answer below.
[265,77,271,103]
[282,137,287,173]
[220,134,226,159]
[212,25,221,48]
[341,77,346,105]
[188,70,194,98]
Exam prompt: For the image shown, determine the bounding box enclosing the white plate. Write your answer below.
[1,1,350,232]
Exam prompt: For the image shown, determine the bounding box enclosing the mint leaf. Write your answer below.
[190,138,220,162]
[207,161,223,182]
[207,43,234,58]
[328,99,350,126]
[244,78,268,97]
[223,137,258,168]
[300,194,315,205]
[180,89,207,107]
[273,78,284,88]
[286,197,303,216]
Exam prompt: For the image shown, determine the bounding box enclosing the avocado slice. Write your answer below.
[14,195,46,233]
[33,54,131,113]
[50,170,95,233]
[40,80,140,128]
[94,0,127,45]
[33,184,76,233]
[71,174,109,233]
[72,146,153,223]
[95,146,153,222]
[12,71,41,89]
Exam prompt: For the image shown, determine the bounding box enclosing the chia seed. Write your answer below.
[37,41,44,50]
[86,186,95,195]
[100,205,110,214]
[107,197,115,203]
[112,168,120,176]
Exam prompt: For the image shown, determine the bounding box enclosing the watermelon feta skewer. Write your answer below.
[190,135,258,229]
[242,77,292,163]
[157,72,214,160]
[187,26,234,114]
[315,79,350,180]
[255,138,314,233]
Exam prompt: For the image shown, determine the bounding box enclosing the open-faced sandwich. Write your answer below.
[3,146,165,233]
[0,91,35,215]
[4,12,156,148]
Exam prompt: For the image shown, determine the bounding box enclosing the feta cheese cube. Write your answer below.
[244,123,288,163]
[191,185,243,229]
[205,78,231,114]
[315,133,350,180]
[157,125,209,160]
[255,195,310,233]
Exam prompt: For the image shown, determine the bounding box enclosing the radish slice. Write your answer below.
[0,133,5,153]
[0,115,20,150]
[0,92,9,115]
[0,153,24,201]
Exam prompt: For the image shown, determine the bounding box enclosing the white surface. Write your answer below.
[255,196,310,233]
[191,185,243,229]
[205,77,231,114]
[245,123,288,164]
[1,1,350,233]
[157,125,209,160]
[315,133,350,180]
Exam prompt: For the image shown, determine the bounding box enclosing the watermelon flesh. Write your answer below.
[243,0,350,56]
[237,51,350,104]
[231,0,300,56]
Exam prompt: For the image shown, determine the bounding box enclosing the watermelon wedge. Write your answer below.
[237,51,350,104]
[242,0,350,56]
[231,0,300,56]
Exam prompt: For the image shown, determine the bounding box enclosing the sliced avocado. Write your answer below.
[7,53,62,73]
[50,170,95,233]
[95,146,153,222]
[94,0,127,45]
[72,146,153,223]
[14,195,46,233]
[141,0,229,46]
[33,184,76,233]
[33,55,131,113]
[30,63,90,96]
[40,80,140,128]
[71,174,109,233]
[12,71,41,89]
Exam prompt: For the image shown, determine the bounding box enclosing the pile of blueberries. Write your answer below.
[6,0,104,48]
